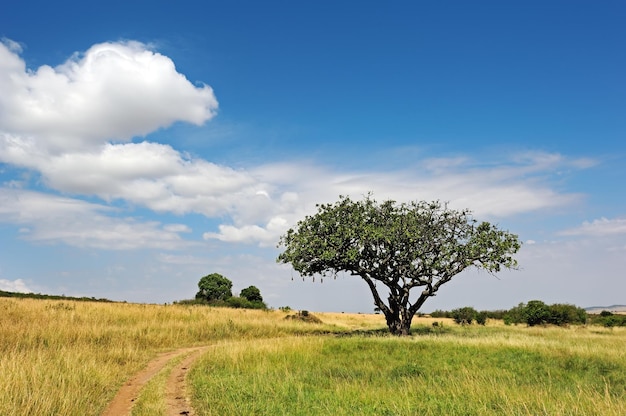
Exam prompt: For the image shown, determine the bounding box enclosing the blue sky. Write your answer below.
[0,1,624,312]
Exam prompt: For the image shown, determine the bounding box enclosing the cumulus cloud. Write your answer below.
[0,39,217,153]
[203,216,289,246]
[0,278,32,293]
[0,39,593,250]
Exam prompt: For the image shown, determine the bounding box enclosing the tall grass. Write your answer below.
[5,297,625,415]
[189,325,626,415]
[0,298,345,415]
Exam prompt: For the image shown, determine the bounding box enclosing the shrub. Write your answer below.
[475,311,488,325]
[522,300,551,326]
[226,296,267,310]
[451,307,477,325]
[548,303,587,326]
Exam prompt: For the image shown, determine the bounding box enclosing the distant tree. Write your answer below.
[196,273,233,302]
[522,300,551,326]
[548,303,587,326]
[475,310,488,325]
[430,309,452,318]
[240,285,263,303]
[452,306,478,325]
[277,194,521,335]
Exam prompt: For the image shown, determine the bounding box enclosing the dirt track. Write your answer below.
[101,346,209,416]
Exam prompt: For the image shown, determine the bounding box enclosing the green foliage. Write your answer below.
[547,303,587,326]
[588,312,626,327]
[475,311,488,325]
[503,301,587,326]
[226,296,267,310]
[277,194,521,335]
[523,300,551,326]
[240,285,263,302]
[451,306,477,325]
[0,290,112,303]
[430,309,452,318]
[195,273,233,302]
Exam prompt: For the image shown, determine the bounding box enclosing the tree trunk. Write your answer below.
[384,305,414,336]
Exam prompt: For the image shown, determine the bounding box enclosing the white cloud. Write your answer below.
[0,39,217,153]
[157,253,208,265]
[200,153,587,246]
[3,140,262,217]
[203,216,289,247]
[163,224,192,233]
[0,39,593,250]
[0,188,196,250]
[561,217,626,237]
[0,278,32,293]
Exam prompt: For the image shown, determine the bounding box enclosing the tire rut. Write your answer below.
[101,346,208,416]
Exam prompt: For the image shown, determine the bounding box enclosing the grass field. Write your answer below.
[1,297,625,415]
[0,298,345,415]
[189,326,626,415]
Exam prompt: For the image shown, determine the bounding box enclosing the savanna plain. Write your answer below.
[1,297,625,415]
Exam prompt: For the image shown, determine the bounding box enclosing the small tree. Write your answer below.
[196,273,233,302]
[240,285,263,303]
[522,300,551,326]
[452,306,477,325]
[277,195,520,335]
[475,311,488,325]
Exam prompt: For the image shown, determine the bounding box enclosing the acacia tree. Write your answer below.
[277,195,521,335]
[196,273,233,302]
[240,285,263,303]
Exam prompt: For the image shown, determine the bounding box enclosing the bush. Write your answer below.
[522,300,552,326]
[547,303,587,325]
[226,296,267,310]
[588,313,626,327]
[475,311,488,325]
[451,307,477,325]
[430,309,451,318]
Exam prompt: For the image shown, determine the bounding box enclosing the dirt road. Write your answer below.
[101,346,209,416]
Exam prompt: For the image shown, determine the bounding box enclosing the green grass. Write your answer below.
[0,298,350,415]
[131,352,190,416]
[3,297,625,415]
[189,325,626,415]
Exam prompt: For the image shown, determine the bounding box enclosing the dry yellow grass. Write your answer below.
[0,298,357,415]
[4,297,625,415]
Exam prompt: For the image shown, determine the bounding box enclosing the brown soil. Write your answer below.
[101,346,209,416]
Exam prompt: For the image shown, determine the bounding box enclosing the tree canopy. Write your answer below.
[240,285,263,303]
[195,273,233,302]
[277,195,521,335]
